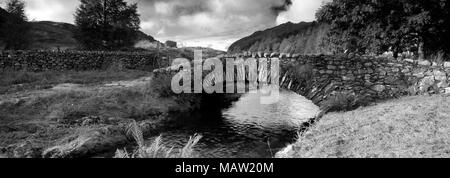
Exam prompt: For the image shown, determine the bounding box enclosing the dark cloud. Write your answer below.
[271,0,292,14]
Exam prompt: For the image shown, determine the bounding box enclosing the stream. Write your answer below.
[146,88,320,158]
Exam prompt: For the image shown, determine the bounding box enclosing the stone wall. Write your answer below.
[224,52,450,106]
[0,51,167,72]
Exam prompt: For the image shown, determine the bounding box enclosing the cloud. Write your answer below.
[138,0,294,50]
[276,0,330,25]
[7,0,326,51]
[25,0,80,22]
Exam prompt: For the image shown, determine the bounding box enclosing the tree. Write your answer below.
[74,0,140,50]
[316,0,450,58]
[1,0,30,50]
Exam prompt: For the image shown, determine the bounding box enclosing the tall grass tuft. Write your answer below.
[429,51,446,64]
[115,121,202,158]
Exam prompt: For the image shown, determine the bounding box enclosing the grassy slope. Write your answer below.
[279,95,450,158]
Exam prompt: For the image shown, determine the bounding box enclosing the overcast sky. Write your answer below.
[4,0,328,51]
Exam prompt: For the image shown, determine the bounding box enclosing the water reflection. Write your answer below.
[146,89,320,158]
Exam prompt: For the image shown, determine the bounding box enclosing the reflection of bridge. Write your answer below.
[154,53,450,107]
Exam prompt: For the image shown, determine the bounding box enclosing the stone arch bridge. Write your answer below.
[154,52,450,107]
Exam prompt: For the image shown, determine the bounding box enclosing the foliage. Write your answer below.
[228,22,331,54]
[74,0,140,50]
[0,0,30,50]
[316,0,450,58]
[115,121,202,158]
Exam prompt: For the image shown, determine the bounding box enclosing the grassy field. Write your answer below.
[0,69,197,157]
[277,95,450,158]
[0,69,151,95]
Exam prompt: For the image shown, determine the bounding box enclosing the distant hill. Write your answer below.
[181,47,225,58]
[28,21,160,50]
[228,21,333,55]
[1,6,161,50]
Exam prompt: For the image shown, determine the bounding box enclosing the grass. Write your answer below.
[428,51,447,64]
[114,121,202,158]
[0,70,186,149]
[281,95,450,158]
[0,77,177,124]
[0,69,151,95]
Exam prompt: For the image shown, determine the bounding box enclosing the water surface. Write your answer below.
[146,89,320,158]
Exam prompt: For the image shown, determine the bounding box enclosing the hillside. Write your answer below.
[28,21,79,50]
[181,47,225,58]
[28,21,160,50]
[228,21,332,55]
[1,6,160,50]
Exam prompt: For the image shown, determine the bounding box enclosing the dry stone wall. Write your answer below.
[0,51,167,72]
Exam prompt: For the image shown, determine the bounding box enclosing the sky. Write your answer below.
[3,0,328,51]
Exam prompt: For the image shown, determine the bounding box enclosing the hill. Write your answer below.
[1,6,160,50]
[28,21,160,50]
[180,47,225,58]
[28,21,79,50]
[228,21,333,55]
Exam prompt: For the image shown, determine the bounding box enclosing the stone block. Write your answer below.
[418,60,431,66]
[444,62,450,68]
[372,85,386,92]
